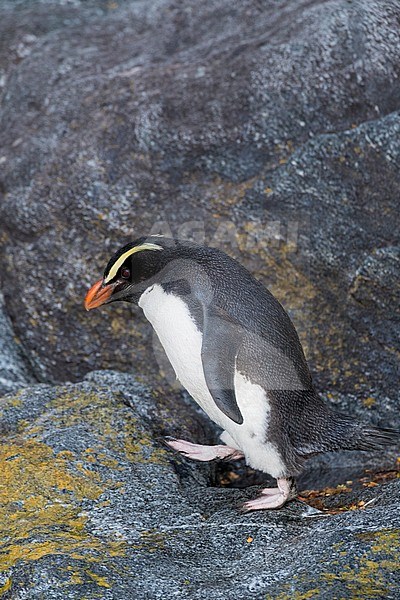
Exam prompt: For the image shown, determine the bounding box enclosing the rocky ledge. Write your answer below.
[0,371,399,599]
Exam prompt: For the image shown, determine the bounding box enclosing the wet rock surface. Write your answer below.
[0,0,399,598]
[0,372,399,599]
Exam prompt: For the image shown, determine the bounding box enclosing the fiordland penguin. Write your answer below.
[85,236,398,511]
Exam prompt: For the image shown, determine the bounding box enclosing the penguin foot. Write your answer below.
[241,477,297,512]
[165,438,244,461]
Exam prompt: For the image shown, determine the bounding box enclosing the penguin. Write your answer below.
[84,236,398,511]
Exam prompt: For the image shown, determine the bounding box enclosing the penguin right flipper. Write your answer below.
[201,306,244,425]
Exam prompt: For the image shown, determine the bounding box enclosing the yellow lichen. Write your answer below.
[0,437,126,572]
[139,530,166,552]
[0,577,12,596]
[266,588,320,600]
[66,569,84,585]
[86,570,111,588]
[49,390,167,465]
[0,386,173,575]
[320,529,400,598]
[0,389,137,574]
[363,396,376,408]
[1,393,23,409]
[268,530,400,599]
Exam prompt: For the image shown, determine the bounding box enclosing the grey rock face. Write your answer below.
[350,246,400,312]
[0,292,36,395]
[0,0,399,401]
[0,372,399,599]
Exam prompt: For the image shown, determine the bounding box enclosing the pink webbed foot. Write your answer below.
[165,438,244,462]
[242,477,297,512]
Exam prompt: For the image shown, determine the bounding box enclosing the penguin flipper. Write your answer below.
[201,306,244,425]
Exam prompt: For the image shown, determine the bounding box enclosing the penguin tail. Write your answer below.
[326,411,399,452]
[345,423,399,452]
[272,390,398,462]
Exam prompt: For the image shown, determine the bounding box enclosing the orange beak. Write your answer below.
[84,279,114,310]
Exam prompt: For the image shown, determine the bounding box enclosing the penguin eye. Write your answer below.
[120,267,130,279]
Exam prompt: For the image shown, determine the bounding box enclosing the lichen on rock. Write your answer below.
[0,373,398,599]
[0,0,399,598]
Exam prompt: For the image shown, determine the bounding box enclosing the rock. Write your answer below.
[0,372,399,599]
[350,247,400,312]
[249,112,400,398]
[0,2,399,594]
[0,0,399,404]
[348,246,400,361]
[0,292,36,396]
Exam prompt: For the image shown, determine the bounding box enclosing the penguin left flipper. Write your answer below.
[201,305,244,425]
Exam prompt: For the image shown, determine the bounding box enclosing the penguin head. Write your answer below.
[84,236,175,310]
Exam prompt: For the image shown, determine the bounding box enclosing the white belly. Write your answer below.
[138,284,285,477]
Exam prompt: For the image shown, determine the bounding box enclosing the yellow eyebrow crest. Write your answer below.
[104,243,163,283]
